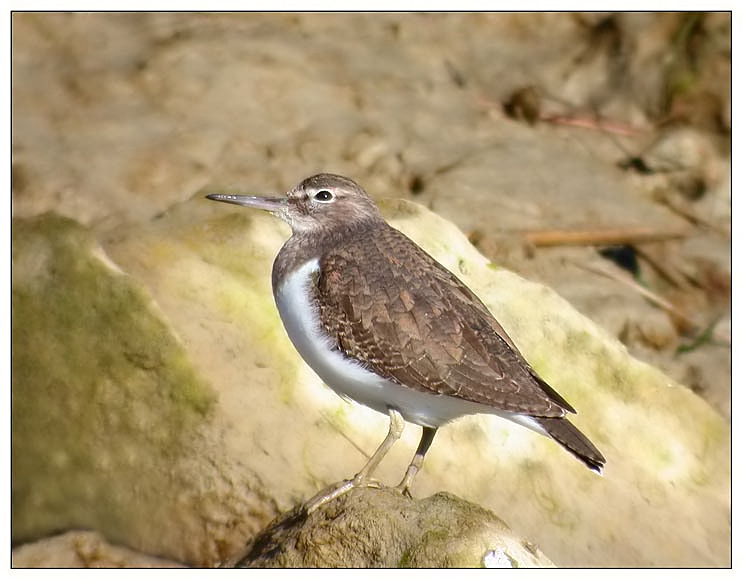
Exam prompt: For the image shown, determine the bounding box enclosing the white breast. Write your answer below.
[274,259,548,435]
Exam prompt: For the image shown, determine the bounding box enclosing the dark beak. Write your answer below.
[206,193,288,212]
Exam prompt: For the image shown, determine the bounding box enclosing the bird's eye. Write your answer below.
[313,190,334,202]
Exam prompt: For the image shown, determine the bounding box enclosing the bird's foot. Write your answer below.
[393,462,419,498]
[301,475,383,515]
[394,482,414,498]
[393,481,414,498]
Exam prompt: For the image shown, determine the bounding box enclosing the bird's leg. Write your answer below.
[302,408,405,514]
[395,426,437,496]
[351,408,405,485]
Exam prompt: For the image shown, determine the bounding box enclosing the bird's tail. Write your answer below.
[536,417,605,474]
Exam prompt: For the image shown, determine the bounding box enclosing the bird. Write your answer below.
[206,173,605,509]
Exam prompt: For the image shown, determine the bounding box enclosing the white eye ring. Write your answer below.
[313,189,334,203]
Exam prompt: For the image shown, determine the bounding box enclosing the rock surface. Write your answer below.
[229,486,554,568]
[11,199,730,567]
[12,530,183,568]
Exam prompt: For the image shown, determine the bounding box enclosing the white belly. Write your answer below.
[275,259,547,435]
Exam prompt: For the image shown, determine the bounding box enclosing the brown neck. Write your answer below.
[271,218,385,291]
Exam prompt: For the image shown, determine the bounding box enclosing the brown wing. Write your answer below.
[317,224,571,418]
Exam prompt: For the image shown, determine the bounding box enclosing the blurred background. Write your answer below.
[12,12,730,416]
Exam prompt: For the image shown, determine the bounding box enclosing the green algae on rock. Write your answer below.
[12,213,216,550]
[229,486,554,568]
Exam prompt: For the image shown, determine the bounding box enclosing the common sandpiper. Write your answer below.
[207,173,605,510]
